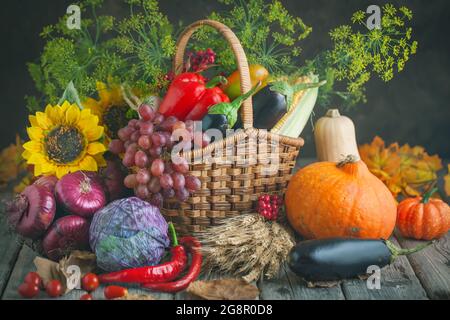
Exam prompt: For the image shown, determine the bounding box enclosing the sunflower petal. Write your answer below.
[56,166,70,179]
[93,154,107,167]
[83,98,103,117]
[34,164,43,177]
[40,161,56,174]
[96,82,111,104]
[26,127,43,141]
[27,152,45,165]
[23,141,42,152]
[65,104,81,125]
[79,155,98,172]
[22,150,32,160]
[85,125,104,142]
[29,115,39,127]
[36,112,52,129]
[87,142,106,155]
[45,104,61,124]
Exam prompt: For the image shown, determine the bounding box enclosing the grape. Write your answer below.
[118,127,133,141]
[140,122,154,136]
[150,159,165,177]
[136,169,150,184]
[109,139,125,155]
[138,135,152,149]
[130,131,140,142]
[122,153,135,167]
[124,174,138,189]
[172,121,186,132]
[172,157,189,174]
[149,146,162,157]
[126,143,138,154]
[164,161,174,174]
[150,193,164,207]
[160,116,178,131]
[138,104,155,121]
[153,113,164,125]
[161,131,173,149]
[128,119,138,127]
[160,173,174,190]
[172,172,185,190]
[185,175,201,192]
[136,184,149,200]
[162,188,175,199]
[176,188,190,202]
[148,177,161,193]
[151,132,166,147]
[135,150,149,168]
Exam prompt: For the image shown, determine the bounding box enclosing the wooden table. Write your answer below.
[1,159,449,300]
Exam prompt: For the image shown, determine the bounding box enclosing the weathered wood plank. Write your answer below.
[341,237,428,300]
[258,263,345,300]
[0,193,23,297]
[396,231,450,300]
[2,245,174,300]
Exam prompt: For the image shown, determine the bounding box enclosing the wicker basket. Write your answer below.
[161,20,304,235]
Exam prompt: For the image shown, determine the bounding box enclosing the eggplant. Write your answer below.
[201,114,229,135]
[288,238,431,282]
[253,86,287,129]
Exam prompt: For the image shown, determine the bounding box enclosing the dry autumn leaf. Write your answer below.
[0,135,28,189]
[445,165,450,197]
[359,136,443,198]
[187,279,259,300]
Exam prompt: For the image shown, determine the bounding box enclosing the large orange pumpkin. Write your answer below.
[285,156,397,240]
[397,188,450,240]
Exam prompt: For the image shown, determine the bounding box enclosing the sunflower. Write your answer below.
[22,101,107,179]
[83,81,132,141]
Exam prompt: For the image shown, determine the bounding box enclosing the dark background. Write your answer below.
[0,0,449,157]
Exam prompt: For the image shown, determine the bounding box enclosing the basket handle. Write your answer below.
[174,20,253,129]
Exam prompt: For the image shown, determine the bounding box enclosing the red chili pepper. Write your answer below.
[98,223,187,284]
[159,73,229,121]
[141,236,202,293]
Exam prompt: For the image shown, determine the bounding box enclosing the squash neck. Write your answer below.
[325,109,341,118]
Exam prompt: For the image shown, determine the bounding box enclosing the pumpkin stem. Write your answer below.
[325,109,341,118]
[422,187,438,204]
[337,155,359,168]
[385,240,433,263]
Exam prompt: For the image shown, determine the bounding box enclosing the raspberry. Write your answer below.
[257,194,282,221]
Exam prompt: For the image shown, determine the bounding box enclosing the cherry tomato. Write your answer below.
[18,283,39,299]
[24,272,43,288]
[81,273,100,292]
[46,280,63,298]
[80,293,93,300]
[104,285,128,300]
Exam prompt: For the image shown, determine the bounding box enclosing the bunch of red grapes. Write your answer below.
[187,48,216,72]
[109,104,203,207]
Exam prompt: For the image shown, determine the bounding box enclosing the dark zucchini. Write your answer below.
[288,238,431,282]
[253,86,287,129]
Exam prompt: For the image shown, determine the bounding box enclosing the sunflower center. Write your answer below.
[45,126,85,164]
[102,105,129,139]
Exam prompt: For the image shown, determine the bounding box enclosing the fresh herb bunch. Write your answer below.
[191,0,312,75]
[26,0,177,112]
[26,0,116,112]
[304,4,418,109]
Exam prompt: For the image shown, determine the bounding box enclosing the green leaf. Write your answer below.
[58,81,83,109]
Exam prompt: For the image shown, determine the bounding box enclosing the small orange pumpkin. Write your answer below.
[285,155,397,240]
[397,188,450,240]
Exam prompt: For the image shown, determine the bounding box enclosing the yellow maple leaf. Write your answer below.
[359,136,443,198]
[445,165,450,197]
[0,135,28,189]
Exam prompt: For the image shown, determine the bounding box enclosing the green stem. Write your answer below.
[385,240,432,263]
[168,222,178,247]
[206,76,227,88]
[422,187,438,204]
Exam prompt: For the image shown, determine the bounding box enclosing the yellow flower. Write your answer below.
[22,101,107,179]
[83,82,131,141]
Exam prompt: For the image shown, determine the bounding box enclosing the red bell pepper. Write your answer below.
[159,73,229,121]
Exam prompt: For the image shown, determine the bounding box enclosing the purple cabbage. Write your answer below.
[89,197,169,272]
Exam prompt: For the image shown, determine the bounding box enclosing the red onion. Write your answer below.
[55,171,106,218]
[34,175,58,193]
[99,156,129,201]
[42,215,90,261]
[5,185,56,239]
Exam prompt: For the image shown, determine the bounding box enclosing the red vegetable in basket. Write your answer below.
[98,223,187,284]
[42,215,90,261]
[46,280,63,297]
[5,184,56,239]
[34,175,58,193]
[55,171,106,218]
[81,273,100,292]
[142,236,202,293]
[24,272,43,289]
[158,73,229,121]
